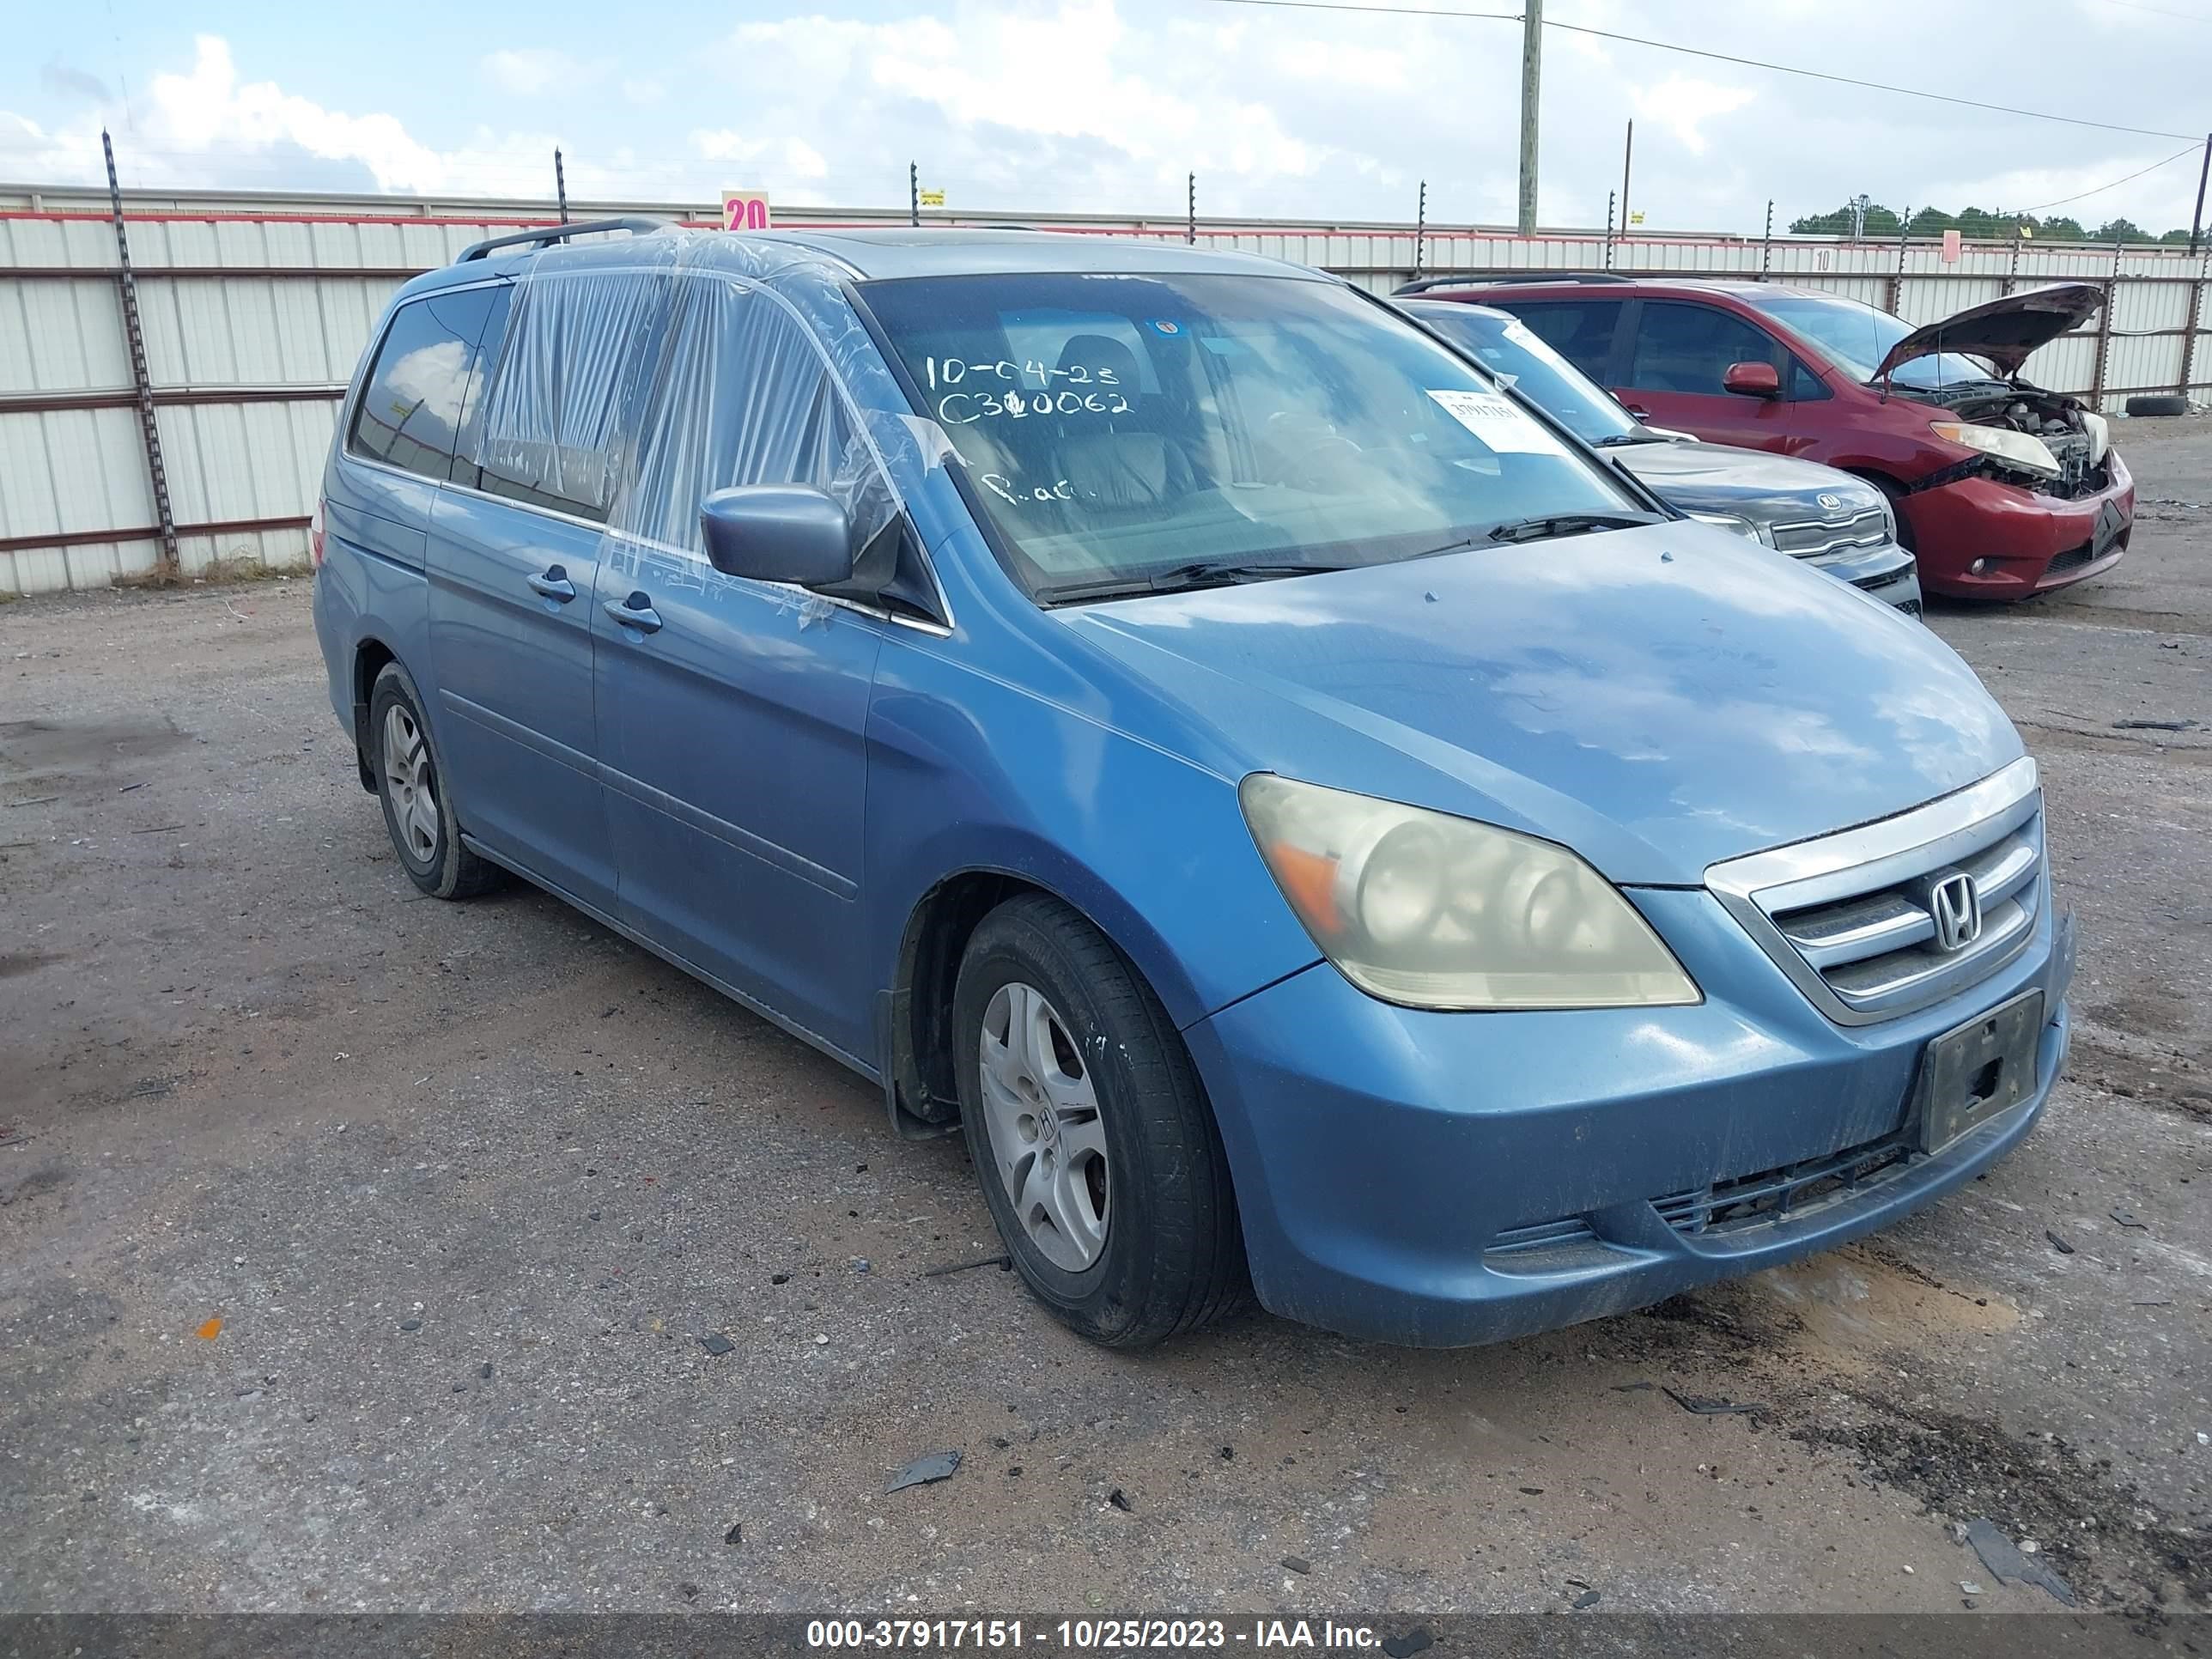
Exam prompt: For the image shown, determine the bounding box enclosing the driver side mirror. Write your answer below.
[699,485,856,587]
[1722,361,1782,399]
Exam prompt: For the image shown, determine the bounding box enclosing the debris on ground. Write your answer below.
[398,1318,421,1332]
[1571,1590,1601,1609]
[1959,1580,1984,1595]
[2112,718,2198,732]
[698,1334,734,1356]
[2045,1230,2075,1255]
[479,1362,493,1380]
[1108,1487,1133,1512]
[1962,1516,2077,1607]
[1662,1387,1766,1416]
[1380,1629,1432,1659]
[923,1254,1014,1278]
[2109,1209,2147,1230]
[1612,1381,1655,1393]
[1281,1555,1311,1575]
[723,1522,743,1546]
[887,1450,962,1493]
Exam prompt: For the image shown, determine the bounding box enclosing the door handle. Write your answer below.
[605,592,663,634]
[526,566,576,602]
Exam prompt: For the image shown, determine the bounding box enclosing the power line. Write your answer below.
[2020,143,2203,212]
[1199,0,2200,142]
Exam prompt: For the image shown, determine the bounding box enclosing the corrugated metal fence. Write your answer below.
[3,183,2207,596]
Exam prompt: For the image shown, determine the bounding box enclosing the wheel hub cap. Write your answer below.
[381,705,441,863]
[977,981,1109,1272]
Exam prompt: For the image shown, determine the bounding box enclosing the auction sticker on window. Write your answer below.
[1427,389,1571,456]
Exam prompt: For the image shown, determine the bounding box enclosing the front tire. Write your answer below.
[953,894,1249,1347]
[368,662,503,901]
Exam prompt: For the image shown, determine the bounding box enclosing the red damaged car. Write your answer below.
[1399,276,2132,599]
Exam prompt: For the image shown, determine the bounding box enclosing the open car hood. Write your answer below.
[1873,282,2104,382]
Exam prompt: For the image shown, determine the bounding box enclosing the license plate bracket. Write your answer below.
[1912,988,2045,1155]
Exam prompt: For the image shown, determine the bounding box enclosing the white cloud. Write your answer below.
[1627,76,1757,157]
[149,36,451,190]
[0,4,2203,237]
[483,49,593,97]
[691,131,831,184]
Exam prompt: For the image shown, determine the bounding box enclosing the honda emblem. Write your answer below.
[1929,872,1982,952]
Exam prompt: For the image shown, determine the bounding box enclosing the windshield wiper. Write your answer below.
[1039,560,1352,605]
[1484,511,1659,546]
[1590,430,1669,447]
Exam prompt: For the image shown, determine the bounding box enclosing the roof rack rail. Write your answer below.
[458,216,671,263]
[1393,271,1635,296]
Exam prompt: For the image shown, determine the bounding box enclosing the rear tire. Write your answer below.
[368,662,504,901]
[953,893,1249,1347]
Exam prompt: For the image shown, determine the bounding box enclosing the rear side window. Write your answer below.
[1625,301,1779,395]
[1504,301,1624,380]
[474,272,670,524]
[448,284,514,486]
[348,288,501,479]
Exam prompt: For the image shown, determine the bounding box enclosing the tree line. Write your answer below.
[1788,203,2196,245]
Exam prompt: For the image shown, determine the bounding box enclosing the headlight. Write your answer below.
[1686,510,1777,548]
[1929,421,2060,479]
[1239,775,1701,1011]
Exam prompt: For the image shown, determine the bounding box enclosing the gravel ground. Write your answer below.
[3,420,2209,1622]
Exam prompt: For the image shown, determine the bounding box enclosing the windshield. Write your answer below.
[860,272,1639,600]
[1407,303,1644,445]
[1735,289,2000,391]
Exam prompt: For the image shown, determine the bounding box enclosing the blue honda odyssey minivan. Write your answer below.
[312,222,2073,1348]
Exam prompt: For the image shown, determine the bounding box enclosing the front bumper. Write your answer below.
[1805,540,1922,615]
[1186,888,2073,1347]
[1904,451,2133,599]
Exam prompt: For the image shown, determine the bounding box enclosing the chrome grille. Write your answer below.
[1706,757,2045,1025]
[1768,505,1890,558]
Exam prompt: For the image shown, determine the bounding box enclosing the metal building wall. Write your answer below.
[2,183,2206,595]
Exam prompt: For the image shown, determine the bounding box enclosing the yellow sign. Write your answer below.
[720,191,772,231]
[919,189,945,208]
[1628,210,1645,225]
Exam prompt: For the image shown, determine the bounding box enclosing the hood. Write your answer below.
[1872,282,2104,382]
[1060,524,2021,886]
[1615,441,1885,528]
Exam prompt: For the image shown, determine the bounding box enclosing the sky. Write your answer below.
[1,0,2207,235]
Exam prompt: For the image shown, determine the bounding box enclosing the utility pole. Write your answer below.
[1618,118,1633,246]
[1603,189,1615,270]
[1415,179,1426,276]
[554,149,568,222]
[2191,132,2211,258]
[1761,199,1773,276]
[1516,0,1541,234]
[1187,172,1196,245]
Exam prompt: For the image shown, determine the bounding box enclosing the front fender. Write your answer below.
[864,647,1322,1033]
